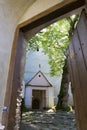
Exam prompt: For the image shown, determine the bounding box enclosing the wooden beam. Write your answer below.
[21,0,85,32]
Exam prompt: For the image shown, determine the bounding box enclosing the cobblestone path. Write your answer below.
[20,110,77,130]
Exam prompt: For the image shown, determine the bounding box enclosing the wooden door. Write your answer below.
[5,31,26,130]
[68,10,87,130]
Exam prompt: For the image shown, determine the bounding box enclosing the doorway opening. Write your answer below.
[4,1,86,128]
[32,98,40,109]
[19,13,80,130]
[32,90,46,109]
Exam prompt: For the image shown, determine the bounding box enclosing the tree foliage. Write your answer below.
[56,15,79,110]
[27,15,79,76]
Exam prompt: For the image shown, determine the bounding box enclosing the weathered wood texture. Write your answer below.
[68,10,87,130]
[6,31,26,130]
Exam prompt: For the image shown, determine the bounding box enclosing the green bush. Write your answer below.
[63,105,72,112]
[21,99,29,112]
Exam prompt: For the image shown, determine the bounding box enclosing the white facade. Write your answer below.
[25,86,54,109]
[24,49,62,108]
[24,49,73,109]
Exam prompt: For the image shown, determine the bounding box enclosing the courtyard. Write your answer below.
[20,110,76,130]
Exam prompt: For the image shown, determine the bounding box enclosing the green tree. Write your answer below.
[27,18,71,76]
[27,15,79,109]
[56,15,79,110]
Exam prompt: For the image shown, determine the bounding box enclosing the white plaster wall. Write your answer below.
[24,49,62,107]
[47,76,62,105]
[24,49,51,82]
[28,71,51,86]
[25,87,32,108]
[19,0,64,25]
[48,87,54,107]
[0,0,35,121]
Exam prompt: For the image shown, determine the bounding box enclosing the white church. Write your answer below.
[24,49,73,109]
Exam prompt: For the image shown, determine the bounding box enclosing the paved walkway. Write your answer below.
[20,110,77,130]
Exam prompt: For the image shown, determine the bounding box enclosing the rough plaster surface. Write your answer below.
[0,0,35,121]
[19,0,64,24]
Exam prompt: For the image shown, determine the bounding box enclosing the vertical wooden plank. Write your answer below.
[72,29,87,130]
[68,40,81,130]
[77,10,87,68]
[68,10,87,130]
[6,31,26,130]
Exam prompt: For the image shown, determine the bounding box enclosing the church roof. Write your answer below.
[26,71,52,87]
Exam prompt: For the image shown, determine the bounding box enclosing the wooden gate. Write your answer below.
[68,10,87,130]
[4,31,26,130]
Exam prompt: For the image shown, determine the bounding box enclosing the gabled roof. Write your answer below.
[26,71,52,87]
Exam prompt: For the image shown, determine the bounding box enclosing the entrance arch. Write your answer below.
[3,1,86,130]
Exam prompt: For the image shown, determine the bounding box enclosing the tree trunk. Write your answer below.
[56,59,69,110]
